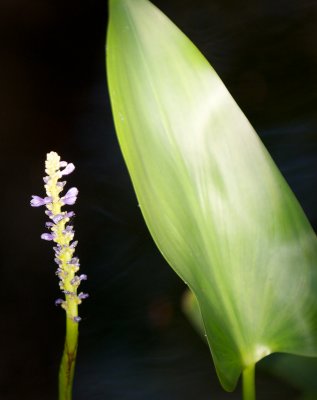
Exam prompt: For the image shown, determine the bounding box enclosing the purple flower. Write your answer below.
[78,292,89,300]
[30,195,52,207]
[73,316,81,323]
[61,187,78,205]
[52,214,64,224]
[55,298,64,306]
[63,225,74,234]
[70,274,87,285]
[53,245,61,254]
[41,233,55,241]
[70,240,78,248]
[71,276,80,285]
[57,181,66,188]
[60,163,75,176]
[69,257,80,267]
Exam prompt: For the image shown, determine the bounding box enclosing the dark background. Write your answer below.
[1,0,317,399]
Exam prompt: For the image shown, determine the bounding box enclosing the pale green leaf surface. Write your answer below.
[106,0,317,390]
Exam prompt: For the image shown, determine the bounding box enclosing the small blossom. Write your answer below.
[52,214,65,224]
[30,195,52,207]
[55,298,64,306]
[78,292,89,300]
[71,274,87,285]
[63,225,74,234]
[73,316,81,323]
[53,245,61,254]
[60,163,75,176]
[69,257,79,265]
[41,233,55,241]
[65,211,75,218]
[71,276,80,285]
[61,187,78,205]
[57,181,66,188]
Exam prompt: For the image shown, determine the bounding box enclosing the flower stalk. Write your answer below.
[31,151,88,400]
[242,364,256,400]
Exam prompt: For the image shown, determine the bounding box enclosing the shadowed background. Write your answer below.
[0,0,316,399]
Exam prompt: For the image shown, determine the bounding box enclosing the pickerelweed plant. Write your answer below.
[106,0,317,399]
[31,151,88,400]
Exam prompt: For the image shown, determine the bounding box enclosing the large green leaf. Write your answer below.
[106,0,317,391]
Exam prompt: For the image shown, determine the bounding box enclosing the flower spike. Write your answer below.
[30,151,87,323]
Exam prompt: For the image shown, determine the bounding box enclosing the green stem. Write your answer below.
[58,317,79,400]
[242,364,256,400]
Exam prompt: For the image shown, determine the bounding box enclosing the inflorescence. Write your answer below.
[31,151,88,323]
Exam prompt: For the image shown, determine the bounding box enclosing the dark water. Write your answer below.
[0,0,316,399]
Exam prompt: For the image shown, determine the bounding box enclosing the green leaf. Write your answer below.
[106,0,317,391]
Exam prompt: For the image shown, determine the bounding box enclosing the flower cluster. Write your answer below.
[31,151,88,323]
